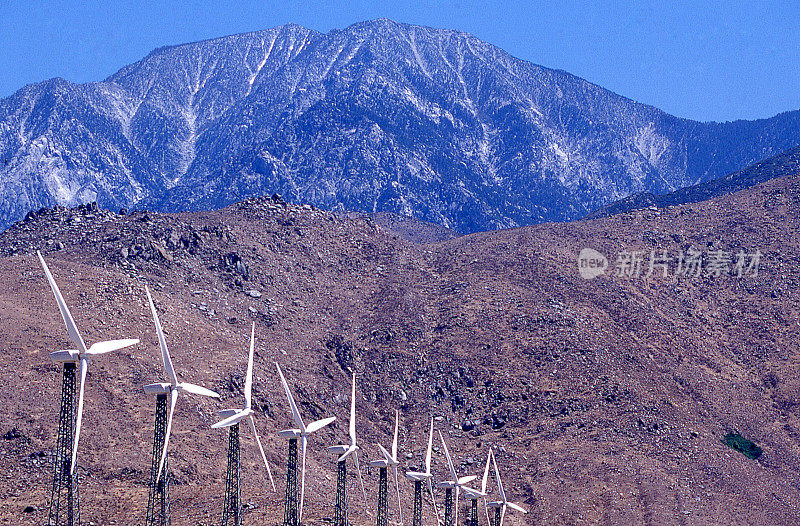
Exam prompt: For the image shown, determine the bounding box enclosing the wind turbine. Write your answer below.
[375,410,404,526]
[437,431,477,526]
[143,285,220,525]
[212,323,277,524]
[38,251,139,477]
[405,417,440,526]
[326,372,368,526]
[276,362,336,524]
[486,453,527,526]
[459,450,493,526]
[144,285,221,481]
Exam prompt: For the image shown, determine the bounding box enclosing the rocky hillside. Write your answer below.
[2,19,799,233]
[588,143,800,219]
[0,169,799,524]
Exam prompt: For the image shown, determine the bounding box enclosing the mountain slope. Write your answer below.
[2,19,799,232]
[587,143,800,218]
[0,171,798,524]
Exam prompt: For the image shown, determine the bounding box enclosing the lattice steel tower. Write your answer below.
[221,423,241,526]
[443,488,454,526]
[411,480,423,526]
[469,499,478,526]
[48,362,81,526]
[375,467,388,526]
[145,393,170,526]
[283,438,299,526]
[333,460,347,526]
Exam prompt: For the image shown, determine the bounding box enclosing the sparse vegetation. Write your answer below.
[723,432,763,460]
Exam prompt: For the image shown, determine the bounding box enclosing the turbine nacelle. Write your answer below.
[404,471,432,482]
[278,428,303,439]
[50,350,80,363]
[370,458,390,468]
[461,486,487,500]
[211,408,254,429]
[217,408,239,419]
[143,382,172,395]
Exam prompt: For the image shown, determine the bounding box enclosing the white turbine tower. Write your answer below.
[276,362,337,523]
[487,453,527,526]
[38,251,139,475]
[143,285,221,483]
[404,417,440,525]
[211,322,277,491]
[437,431,477,526]
[327,372,368,504]
[376,410,404,526]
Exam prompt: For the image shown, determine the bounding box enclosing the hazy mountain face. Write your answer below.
[1,19,799,232]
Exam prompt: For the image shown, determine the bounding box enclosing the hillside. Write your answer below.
[2,19,800,232]
[0,169,798,524]
[588,144,800,219]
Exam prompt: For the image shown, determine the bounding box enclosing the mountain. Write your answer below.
[587,144,800,219]
[2,19,800,233]
[1,171,798,524]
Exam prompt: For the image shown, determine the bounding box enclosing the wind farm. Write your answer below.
[3,174,797,525]
[31,248,529,525]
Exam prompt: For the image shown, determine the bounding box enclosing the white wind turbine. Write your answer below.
[376,410,404,525]
[437,431,477,526]
[143,285,221,484]
[326,372,368,508]
[276,362,337,523]
[404,417,440,523]
[460,449,493,526]
[38,251,139,475]
[487,453,527,526]
[211,322,277,491]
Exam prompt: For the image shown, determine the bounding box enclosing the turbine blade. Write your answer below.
[211,410,247,429]
[299,434,307,523]
[337,445,356,462]
[438,431,458,481]
[481,449,492,494]
[378,443,392,462]
[179,382,220,398]
[425,417,434,473]
[86,338,138,355]
[393,465,404,526]
[38,251,87,353]
[459,475,477,485]
[427,478,441,525]
[492,452,506,502]
[156,389,178,483]
[70,357,88,474]
[249,415,276,492]
[506,502,527,514]
[392,409,399,460]
[349,372,356,444]
[146,286,178,385]
[276,363,306,432]
[499,503,507,526]
[483,495,492,526]
[354,450,369,512]
[305,416,336,434]
[245,323,254,410]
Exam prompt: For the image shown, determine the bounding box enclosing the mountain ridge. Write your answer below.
[2,19,799,232]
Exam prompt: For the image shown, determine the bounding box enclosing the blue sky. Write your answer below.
[1,1,797,122]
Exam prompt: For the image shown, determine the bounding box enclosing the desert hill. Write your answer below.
[0,170,798,524]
